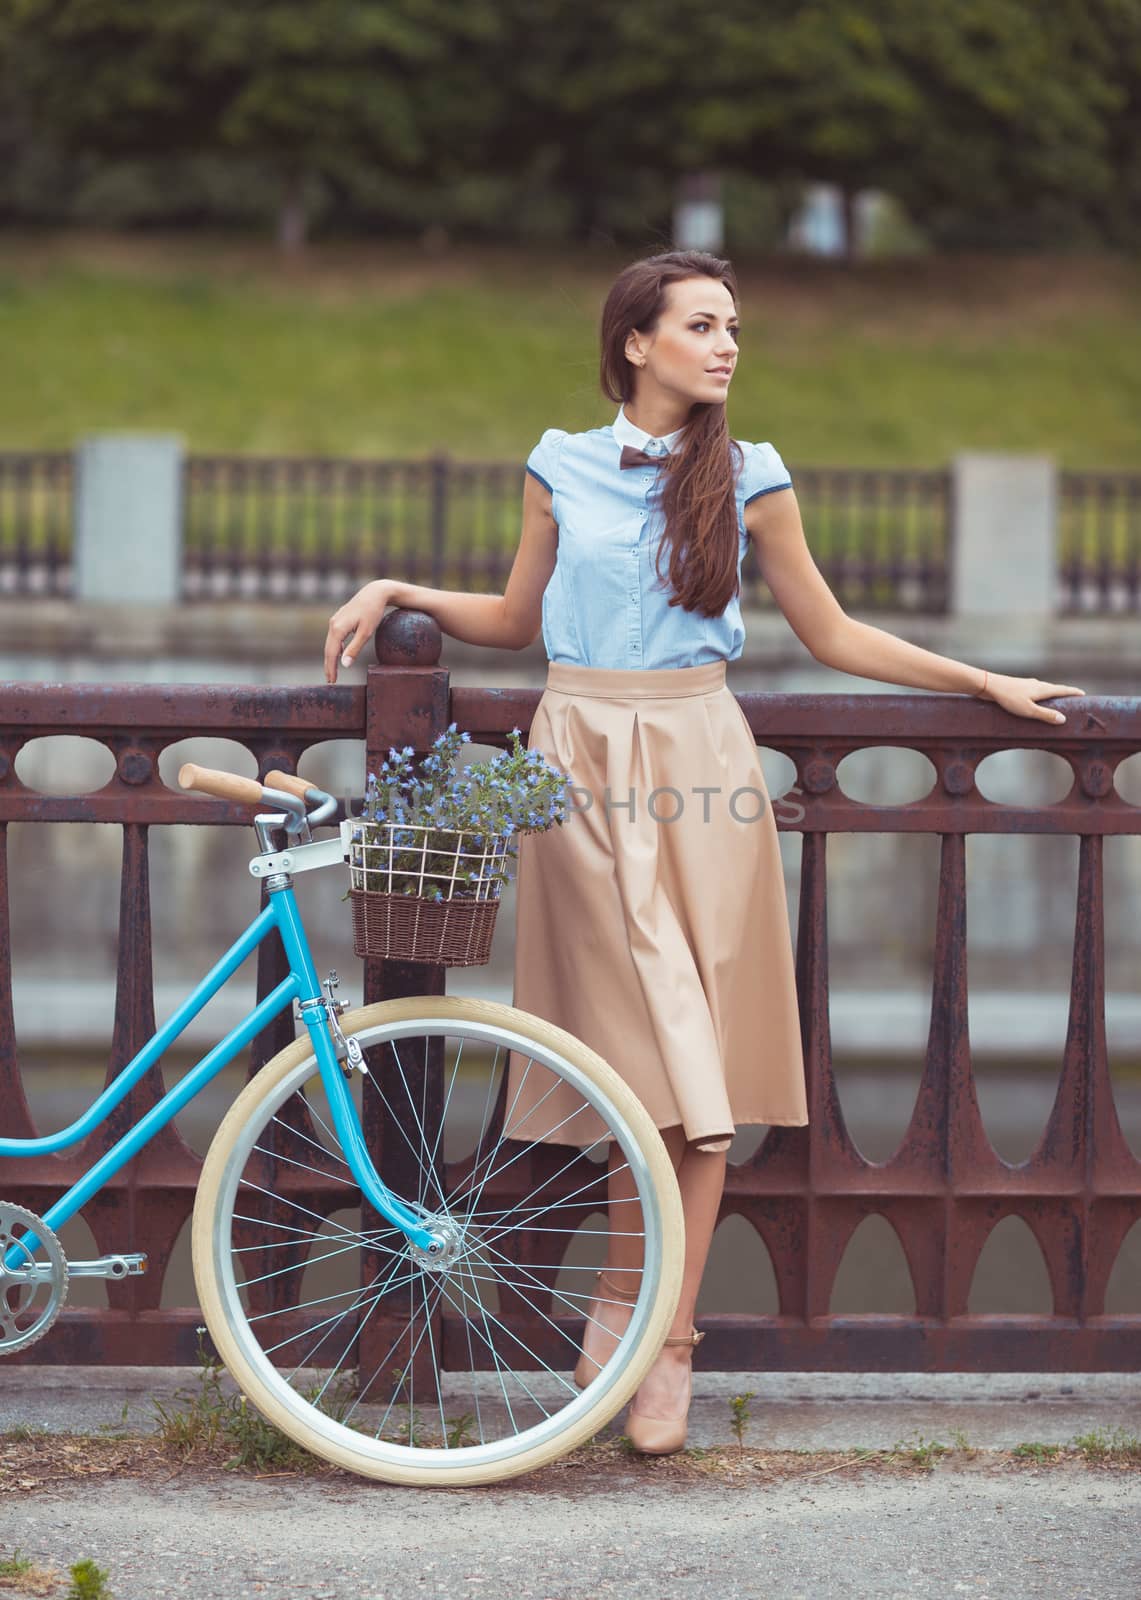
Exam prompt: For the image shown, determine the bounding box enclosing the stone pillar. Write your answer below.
[950,453,1056,617]
[73,434,184,604]
[673,171,724,251]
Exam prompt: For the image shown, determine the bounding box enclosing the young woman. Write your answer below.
[324,248,1084,1455]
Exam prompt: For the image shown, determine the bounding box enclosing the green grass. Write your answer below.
[2,232,1139,466]
[0,1552,37,1579]
[64,1560,110,1600]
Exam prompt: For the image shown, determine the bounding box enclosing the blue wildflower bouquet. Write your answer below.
[349,723,572,905]
[347,722,572,964]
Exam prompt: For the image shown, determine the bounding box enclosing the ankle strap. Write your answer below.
[663,1329,705,1347]
[597,1269,642,1303]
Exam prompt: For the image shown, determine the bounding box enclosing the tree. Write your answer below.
[686,0,1129,251]
[1,0,502,250]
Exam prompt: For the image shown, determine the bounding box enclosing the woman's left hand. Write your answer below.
[978,673,1086,725]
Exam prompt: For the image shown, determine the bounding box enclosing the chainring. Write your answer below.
[0,1201,69,1355]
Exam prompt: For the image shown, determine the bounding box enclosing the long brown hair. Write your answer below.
[599,250,744,618]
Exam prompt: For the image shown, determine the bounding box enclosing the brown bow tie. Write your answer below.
[619,444,669,469]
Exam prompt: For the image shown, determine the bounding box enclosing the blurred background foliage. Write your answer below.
[1,0,1139,253]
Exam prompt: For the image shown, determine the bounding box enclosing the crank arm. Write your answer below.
[3,1253,150,1282]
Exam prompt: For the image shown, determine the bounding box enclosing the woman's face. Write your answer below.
[625,277,739,406]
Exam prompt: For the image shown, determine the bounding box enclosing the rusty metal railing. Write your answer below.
[1,614,1139,1368]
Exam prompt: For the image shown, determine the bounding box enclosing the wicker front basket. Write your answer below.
[349,888,501,967]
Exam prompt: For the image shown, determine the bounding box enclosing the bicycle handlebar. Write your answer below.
[263,769,320,802]
[178,763,265,805]
[178,764,336,829]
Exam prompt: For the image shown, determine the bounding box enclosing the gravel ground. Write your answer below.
[1,1462,1138,1600]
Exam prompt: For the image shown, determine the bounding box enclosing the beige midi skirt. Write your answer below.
[505,658,809,1153]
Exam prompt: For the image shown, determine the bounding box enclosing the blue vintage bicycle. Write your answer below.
[0,765,683,1486]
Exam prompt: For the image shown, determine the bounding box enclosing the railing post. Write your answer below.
[950,452,1056,619]
[73,434,184,604]
[360,609,451,1387]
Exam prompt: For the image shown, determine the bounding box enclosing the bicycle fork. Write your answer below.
[264,884,444,1257]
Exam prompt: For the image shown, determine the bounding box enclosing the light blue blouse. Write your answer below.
[526,405,793,669]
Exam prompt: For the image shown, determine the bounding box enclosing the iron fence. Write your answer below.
[181,453,522,604]
[1058,471,1141,616]
[181,452,952,613]
[779,465,951,614]
[4,448,1141,615]
[1,615,1138,1369]
[0,452,73,599]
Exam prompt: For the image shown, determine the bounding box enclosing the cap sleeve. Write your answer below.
[525,427,569,494]
[739,440,793,505]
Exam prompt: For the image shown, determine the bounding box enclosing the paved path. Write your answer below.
[2,1461,1137,1600]
[2,1367,1137,1452]
[1,1368,1138,1599]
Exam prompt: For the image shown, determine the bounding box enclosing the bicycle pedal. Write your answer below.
[67,1253,148,1280]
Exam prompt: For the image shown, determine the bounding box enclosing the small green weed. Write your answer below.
[0,1548,58,1597]
[1070,1425,1141,1463]
[728,1390,756,1450]
[444,1412,477,1450]
[65,1559,110,1600]
[150,1329,321,1474]
[1013,1441,1062,1462]
[888,1432,951,1470]
[96,1402,132,1441]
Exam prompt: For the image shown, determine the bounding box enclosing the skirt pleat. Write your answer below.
[506,659,808,1152]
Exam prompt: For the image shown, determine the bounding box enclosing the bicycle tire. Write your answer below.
[192,995,684,1486]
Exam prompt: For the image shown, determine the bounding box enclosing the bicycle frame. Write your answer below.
[0,882,441,1262]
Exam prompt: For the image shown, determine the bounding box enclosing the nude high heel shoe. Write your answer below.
[573,1268,640,1390]
[625,1328,705,1455]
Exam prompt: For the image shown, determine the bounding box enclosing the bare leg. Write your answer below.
[624,1130,726,1423]
[579,1127,727,1386]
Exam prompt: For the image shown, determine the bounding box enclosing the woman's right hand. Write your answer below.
[324,580,393,683]
[978,671,1085,724]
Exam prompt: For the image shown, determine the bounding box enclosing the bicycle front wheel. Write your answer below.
[192,996,684,1486]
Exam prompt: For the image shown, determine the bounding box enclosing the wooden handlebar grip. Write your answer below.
[264,769,319,802]
[178,763,266,805]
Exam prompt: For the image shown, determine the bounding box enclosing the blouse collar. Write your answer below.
[612,404,687,457]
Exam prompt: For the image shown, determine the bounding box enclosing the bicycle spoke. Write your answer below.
[437,1262,521,1434]
[359,1047,450,1212]
[266,1110,353,1172]
[434,1271,568,1408]
[465,1235,645,1331]
[267,1250,417,1366]
[424,1032,473,1205]
[239,1235,376,1292]
[418,1270,449,1446]
[366,1273,450,1439]
[450,1083,598,1217]
[251,1140,358,1189]
[445,1052,549,1210]
[468,1154,630,1257]
[387,1033,447,1212]
[234,1180,356,1240]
